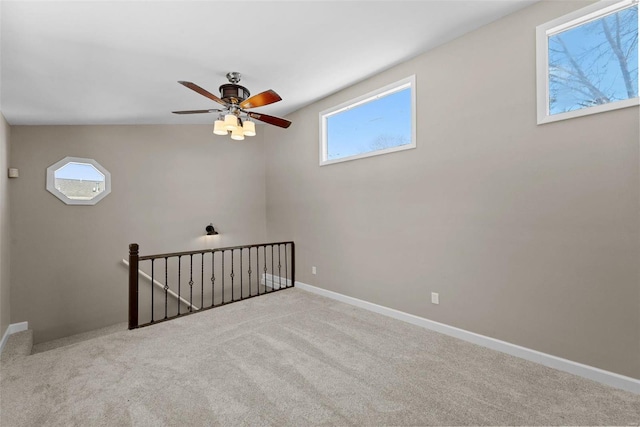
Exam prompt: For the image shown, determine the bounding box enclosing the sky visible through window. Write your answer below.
[548,4,638,115]
[326,88,412,160]
[55,162,105,182]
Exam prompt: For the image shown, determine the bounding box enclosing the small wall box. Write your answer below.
[8,168,19,178]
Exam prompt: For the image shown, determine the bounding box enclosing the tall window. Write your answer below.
[319,76,416,166]
[536,0,639,124]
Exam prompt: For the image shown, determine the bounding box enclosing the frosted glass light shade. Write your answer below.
[213,120,227,135]
[224,114,238,131]
[231,127,245,141]
[243,120,256,136]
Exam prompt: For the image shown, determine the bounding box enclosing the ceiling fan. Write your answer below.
[173,72,292,140]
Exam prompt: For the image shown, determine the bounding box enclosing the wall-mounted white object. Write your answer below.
[8,168,19,178]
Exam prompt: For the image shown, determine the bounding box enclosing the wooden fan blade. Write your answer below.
[247,112,292,129]
[240,90,282,109]
[172,109,219,114]
[178,81,227,106]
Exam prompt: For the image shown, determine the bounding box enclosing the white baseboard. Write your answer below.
[262,273,293,290]
[0,321,29,354]
[294,281,640,395]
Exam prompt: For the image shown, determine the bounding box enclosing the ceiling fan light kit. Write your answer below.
[224,114,238,131]
[213,120,227,135]
[173,71,292,141]
[230,127,245,141]
[243,120,256,137]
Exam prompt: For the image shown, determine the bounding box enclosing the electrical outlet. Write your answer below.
[312,266,317,275]
[431,292,439,305]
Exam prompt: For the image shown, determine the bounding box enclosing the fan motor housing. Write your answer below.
[219,84,250,104]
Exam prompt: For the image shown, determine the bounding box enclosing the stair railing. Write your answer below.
[128,241,295,329]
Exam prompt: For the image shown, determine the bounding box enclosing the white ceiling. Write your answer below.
[0,0,538,126]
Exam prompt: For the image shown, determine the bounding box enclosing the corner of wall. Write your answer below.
[0,112,11,340]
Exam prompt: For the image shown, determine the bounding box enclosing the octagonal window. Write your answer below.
[46,157,111,205]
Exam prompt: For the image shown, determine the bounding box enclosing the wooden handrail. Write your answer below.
[137,241,295,261]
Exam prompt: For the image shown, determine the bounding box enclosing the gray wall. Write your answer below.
[264,1,640,379]
[0,113,10,339]
[10,125,267,343]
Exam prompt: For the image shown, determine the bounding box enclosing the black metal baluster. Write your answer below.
[151,259,155,323]
[285,244,288,288]
[248,248,252,296]
[201,253,205,309]
[271,245,274,292]
[257,247,260,292]
[278,244,282,290]
[211,251,215,308]
[222,250,225,304]
[178,255,182,315]
[263,245,268,292]
[240,248,243,300]
[189,254,194,312]
[291,242,295,288]
[164,257,169,319]
[231,249,235,302]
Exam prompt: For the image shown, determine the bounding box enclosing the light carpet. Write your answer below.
[1,288,638,426]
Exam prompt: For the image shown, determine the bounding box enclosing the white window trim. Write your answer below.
[536,0,640,124]
[319,75,416,166]
[46,156,112,206]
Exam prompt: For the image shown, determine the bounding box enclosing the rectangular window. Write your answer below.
[536,0,639,124]
[319,75,416,166]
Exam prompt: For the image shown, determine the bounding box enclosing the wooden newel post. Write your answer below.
[128,243,139,330]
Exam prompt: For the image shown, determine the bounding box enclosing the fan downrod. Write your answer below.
[226,72,241,84]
